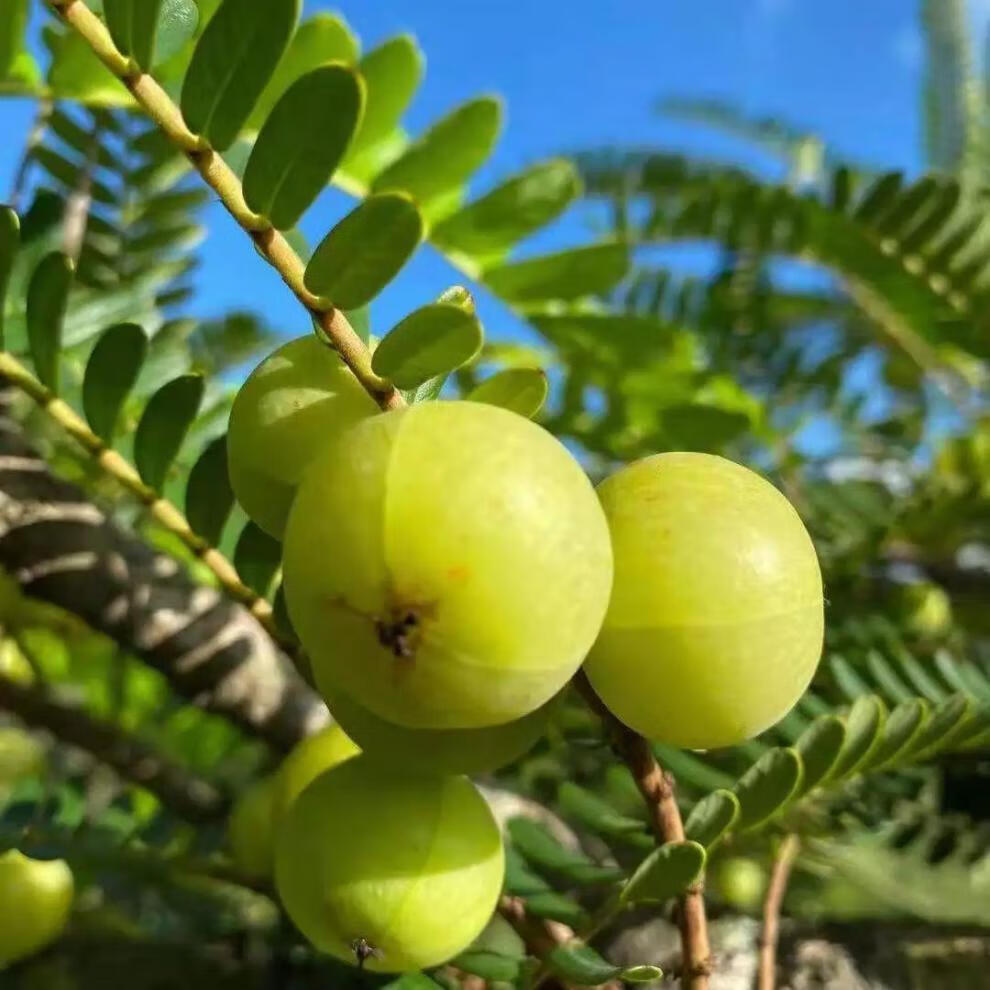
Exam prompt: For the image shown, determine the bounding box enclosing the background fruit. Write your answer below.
[270,724,360,829]
[275,757,504,973]
[0,850,74,967]
[711,856,767,911]
[227,774,277,878]
[0,727,44,803]
[227,335,378,537]
[319,675,552,774]
[283,400,613,730]
[585,452,823,749]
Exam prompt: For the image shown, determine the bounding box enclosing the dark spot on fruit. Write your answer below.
[351,936,383,968]
[376,608,421,660]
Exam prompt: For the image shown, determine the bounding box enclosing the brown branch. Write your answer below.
[498,896,586,990]
[0,393,326,752]
[758,834,800,990]
[0,670,228,822]
[60,113,101,262]
[574,670,711,990]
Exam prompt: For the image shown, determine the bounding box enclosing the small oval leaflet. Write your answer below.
[619,840,706,905]
[733,747,803,831]
[372,302,482,389]
[83,322,148,442]
[0,207,19,347]
[683,788,740,848]
[181,0,300,151]
[793,714,846,796]
[243,63,364,230]
[234,521,281,598]
[134,374,204,491]
[468,368,548,419]
[304,193,423,309]
[484,242,629,304]
[26,251,73,393]
[184,435,234,546]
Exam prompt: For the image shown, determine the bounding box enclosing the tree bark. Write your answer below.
[0,397,326,752]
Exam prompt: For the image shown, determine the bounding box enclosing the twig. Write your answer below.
[757,834,800,990]
[574,671,711,990]
[60,111,102,262]
[46,0,403,415]
[498,895,589,990]
[0,670,229,822]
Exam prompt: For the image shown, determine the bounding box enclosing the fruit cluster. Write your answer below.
[225,334,825,973]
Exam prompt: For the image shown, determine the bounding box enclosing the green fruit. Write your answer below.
[271,724,360,829]
[903,582,952,638]
[318,674,550,775]
[283,401,613,729]
[275,757,504,972]
[0,728,44,789]
[712,856,766,910]
[227,775,277,877]
[0,850,73,967]
[585,452,823,749]
[227,335,378,537]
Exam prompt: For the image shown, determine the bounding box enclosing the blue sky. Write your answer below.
[0,0,978,351]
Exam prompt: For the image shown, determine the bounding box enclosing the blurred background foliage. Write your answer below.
[0,1,989,987]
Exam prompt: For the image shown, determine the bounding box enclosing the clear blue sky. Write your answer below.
[0,0,980,351]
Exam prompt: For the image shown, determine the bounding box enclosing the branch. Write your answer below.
[574,671,711,990]
[46,0,403,415]
[497,896,584,990]
[0,394,326,752]
[757,834,800,990]
[60,112,102,262]
[0,670,228,822]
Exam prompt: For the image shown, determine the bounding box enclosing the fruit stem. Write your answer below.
[44,0,405,416]
[757,833,800,990]
[573,671,712,990]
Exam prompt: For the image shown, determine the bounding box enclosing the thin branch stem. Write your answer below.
[574,670,711,990]
[60,111,102,262]
[0,349,294,655]
[46,0,403,414]
[0,669,229,822]
[498,896,583,990]
[757,833,800,990]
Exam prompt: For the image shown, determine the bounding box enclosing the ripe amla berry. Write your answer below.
[227,335,378,537]
[0,851,74,967]
[270,723,360,829]
[584,452,823,749]
[283,400,613,729]
[275,757,504,972]
[319,675,550,775]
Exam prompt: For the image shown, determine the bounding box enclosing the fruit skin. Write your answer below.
[270,724,360,829]
[227,335,378,538]
[319,674,551,775]
[0,850,74,967]
[275,756,504,973]
[711,856,766,911]
[283,400,613,730]
[227,775,277,878]
[585,452,823,749]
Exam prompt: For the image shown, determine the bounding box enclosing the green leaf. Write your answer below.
[0,0,30,78]
[82,323,148,442]
[134,374,204,490]
[546,942,627,986]
[468,368,548,418]
[903,694,971,762]
[0,207,19,348]
[380,976,446,990]
[508,818,623,886]
[26,252,73,392]
[432,159,581,260]
[247,13,358,130]
[733,747,803,831]
[104,0,163,70]
[243,64,363,229]
[452,950,524,983]
[304,193,422,309]
[372,302,482,389]
[504,845,551,896]
[660,402,752,450]
[830,695,886,780]
[372,97,502,219]
[557,782,651,844]
[861,698,927,771]
[48,30,132,107]
[683,789,740,848]
[484,242,629,303]
[524,892,587,927]
[233,521,281,597]
[341,36,423,183]
[793,714,845,795]
[620,840,706,905]
[621,964,665,983]
[181,0,300,151]
[184,435,234,546]
[155,0,199,64]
